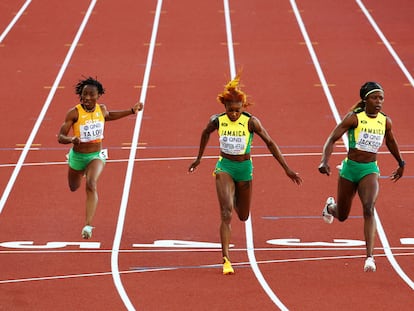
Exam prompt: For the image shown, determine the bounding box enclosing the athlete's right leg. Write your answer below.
[68,167,84,192]
[215,172,235,261]
[330,177,357,221]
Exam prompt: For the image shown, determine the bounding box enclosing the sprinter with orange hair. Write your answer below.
[188,75,302,274]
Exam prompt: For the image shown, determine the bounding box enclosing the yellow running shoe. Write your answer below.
[223,256,234,275]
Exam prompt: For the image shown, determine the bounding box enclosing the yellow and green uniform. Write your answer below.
[217,112,253,155]
[68,104,106,171]
[340,109,386,183]
[73,103,105,143]
[214,112,254,182]
[68,149,106,171]
[348,109,386,154]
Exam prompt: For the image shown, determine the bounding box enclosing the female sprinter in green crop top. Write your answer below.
[58,76,143,239]
[188,74,302,274]
[318,81,405,272]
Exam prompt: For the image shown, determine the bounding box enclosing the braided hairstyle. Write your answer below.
[75,76,105,99]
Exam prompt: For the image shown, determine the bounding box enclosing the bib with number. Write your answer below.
[348,109,386,154]
[73,103,105,143]
[217,112,253,155]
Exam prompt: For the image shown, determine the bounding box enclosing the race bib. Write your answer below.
[79,120,104,142]
[100,148,108,159]
[356,131,384,153]
[219,135,247,155]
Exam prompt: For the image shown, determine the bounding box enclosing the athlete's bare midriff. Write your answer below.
[348,148,377,163]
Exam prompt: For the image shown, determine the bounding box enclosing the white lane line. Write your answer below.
[290,0,414,291]
[0,0,31,43]
[356,0,414,87]
[358,0,414,291]
[289,0,345,140]
[3,251,413,285]
[110,1,164,310]
[1,149,414,169]
[2,246,413,255]
[374,209,414,289]
[0,0,97,214]
[223,1,289,310]
[223,0,237,79]
[245,217,289,311]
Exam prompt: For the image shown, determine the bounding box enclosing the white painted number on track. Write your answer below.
[133,240,233,248]
[0,238,413,249]
[266,238,365,247]
[0,241,101,249]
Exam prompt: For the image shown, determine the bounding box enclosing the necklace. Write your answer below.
[81,104,95,113]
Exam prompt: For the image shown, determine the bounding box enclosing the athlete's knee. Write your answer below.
[69,181,81,192]
[238,214,249,222]
[236,208,249,221]
[85,178,98,193]
[337,215,348,222]
[220,206,232,223]
[363,204,375,218]
[334,201,352,222]
[337,208,349,222]
[68,170,83,192]
[69,184,79,192]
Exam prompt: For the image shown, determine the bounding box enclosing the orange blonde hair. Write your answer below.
[217,74,252,107]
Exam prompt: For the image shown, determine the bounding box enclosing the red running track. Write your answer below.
[0,1,413,310]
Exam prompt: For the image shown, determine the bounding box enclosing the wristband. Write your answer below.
[131,108,135,114]
[398,160,405,168]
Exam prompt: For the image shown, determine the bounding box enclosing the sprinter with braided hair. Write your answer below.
[58,76,143,239]
[189,74,302,274]
[75,76,106,97]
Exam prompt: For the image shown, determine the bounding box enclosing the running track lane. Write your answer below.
[0,1,413,310]
[0,1,156,310]
[118,0,412,311]
[119,0,280,309]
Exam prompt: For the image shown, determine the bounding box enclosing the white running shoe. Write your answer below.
[364,256,376,272]
[81,225,94,239]
[322,197,335,224]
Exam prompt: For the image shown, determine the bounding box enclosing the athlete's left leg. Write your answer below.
[84,159,105,226]
[234,180,252,221]
[357,173,379,258]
